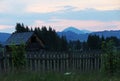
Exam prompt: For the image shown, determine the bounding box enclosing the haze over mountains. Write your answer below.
[0,27,120,44]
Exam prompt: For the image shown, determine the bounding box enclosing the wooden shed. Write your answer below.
[5,32,45,51]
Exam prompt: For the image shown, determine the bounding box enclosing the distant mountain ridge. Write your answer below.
[0,33,11,44]
[91,30,120,38]
[58,27,120,41]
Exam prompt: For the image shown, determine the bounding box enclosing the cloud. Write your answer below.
[26,0,120,13]
[0,25,10,30]
[51,9,120,21]
[0,9,119,23]
[33,19,120,31]
[0,19,120,33]
[0,0,27,13]
[26,4,62,13]
[0,1,9,12]
[0,0,120,33]
[0,8,120,32]
[0,25,14,33]
[75,0,120,10]
[0,0,119,13]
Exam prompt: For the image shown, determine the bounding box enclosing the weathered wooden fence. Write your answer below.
[0,51,102,72]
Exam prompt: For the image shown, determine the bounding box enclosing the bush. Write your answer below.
[10,44,26,70]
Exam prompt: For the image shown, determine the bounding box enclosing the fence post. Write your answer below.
[0,53,4,72]
[68,51,72,71]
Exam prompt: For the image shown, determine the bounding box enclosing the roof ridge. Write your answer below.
[14,31,34,34]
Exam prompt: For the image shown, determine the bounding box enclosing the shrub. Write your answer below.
[10,44,26,70]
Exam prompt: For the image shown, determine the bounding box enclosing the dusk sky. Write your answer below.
[0,0,120,33]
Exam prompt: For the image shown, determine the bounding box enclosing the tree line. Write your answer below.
[14,23,120,51]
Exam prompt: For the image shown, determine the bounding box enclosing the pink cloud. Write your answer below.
[0,25,14,33]
[0,20,120,33]
[0,25,14,30]
[0,0,119,13]
[33,19,120,31]
[0,25,11,29]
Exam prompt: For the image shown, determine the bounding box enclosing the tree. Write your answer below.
[26,26,30,32]
[0,43,2,47]
[75,40,81,50]
[102,40,119,76]
[15,23,23,33]
[106,36,119,47]
[81,41,88,51]
[0,44,3,53]
[60,36,68,51]
[15,23,29,33]
[68,40,81,51]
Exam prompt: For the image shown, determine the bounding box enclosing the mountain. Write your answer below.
[91,30,120,38]
[0,33,11,45]
[58,31,80,41]
[58,27,90,41]
[63,27,91,34]
[58,28,120,42]
[58,31,88,42]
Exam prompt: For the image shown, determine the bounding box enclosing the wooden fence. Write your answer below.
[0,50,102,72]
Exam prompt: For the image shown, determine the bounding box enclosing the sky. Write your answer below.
[0,0,120,33]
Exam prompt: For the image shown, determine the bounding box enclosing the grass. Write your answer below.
[0,71,120,81]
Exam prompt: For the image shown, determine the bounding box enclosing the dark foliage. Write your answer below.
[10,44,26,70]
[87,34,120,50]
[15,23,68,51]
[87,34,101,50]
[15,23,30,33]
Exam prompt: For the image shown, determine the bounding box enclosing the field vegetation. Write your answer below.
[0,71,120,81]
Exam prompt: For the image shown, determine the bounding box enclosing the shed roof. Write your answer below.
[5,32,34,45]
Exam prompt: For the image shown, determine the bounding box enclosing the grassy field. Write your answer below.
[0,71,120,81]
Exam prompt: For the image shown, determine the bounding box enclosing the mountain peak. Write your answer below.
[63,26,91,34]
